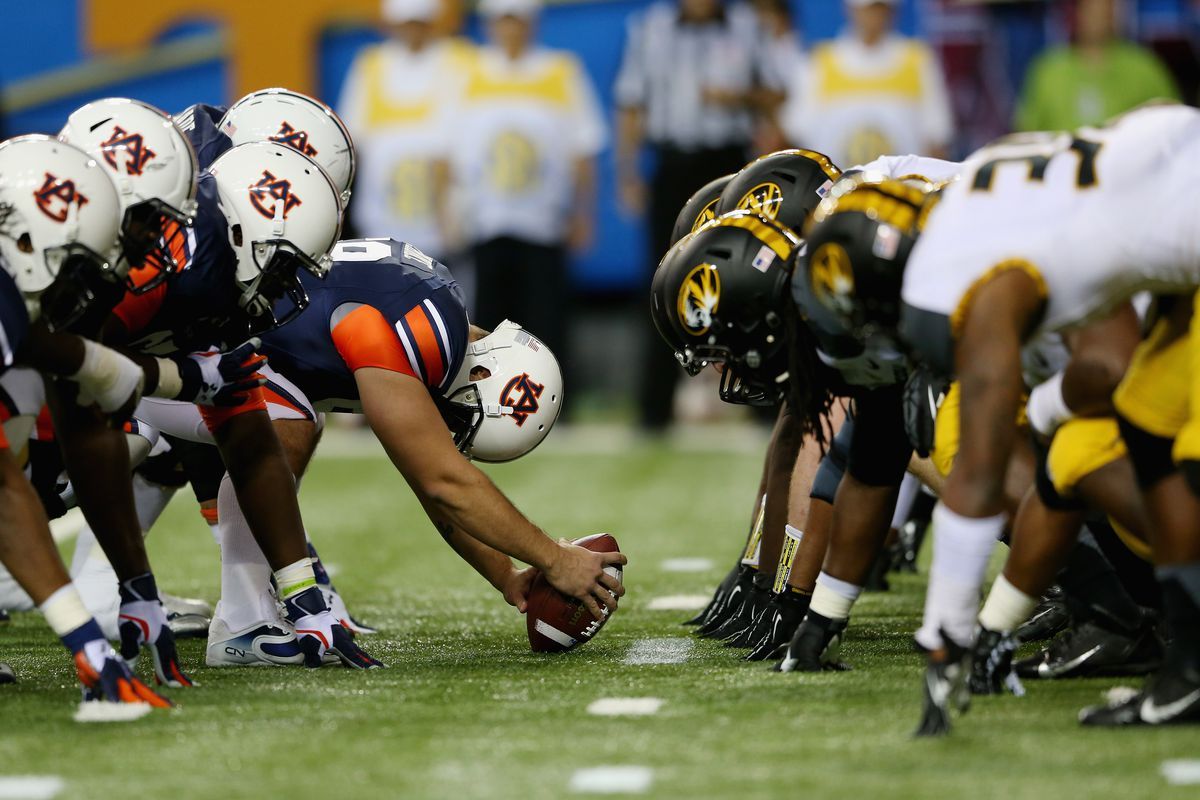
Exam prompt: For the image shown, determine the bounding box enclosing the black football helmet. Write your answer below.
[717,149,842,234]
[653,211,801,405]
[671,174,735,247]
[800,176,932,340]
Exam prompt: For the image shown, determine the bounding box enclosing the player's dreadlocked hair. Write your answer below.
[782,299,837,451]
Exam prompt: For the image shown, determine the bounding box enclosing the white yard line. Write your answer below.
[0,776,64,800]
[623,638,694,665]
[568,766,654,794]
[660,558,713,573]
[1162,760,1200,786]
[647,595,709,612]
[586,697,664,717]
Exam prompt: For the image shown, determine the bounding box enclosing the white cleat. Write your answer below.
[205,618,305,667]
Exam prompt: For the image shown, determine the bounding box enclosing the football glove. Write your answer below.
[746,590,811,661]
[684,563,740,626]
[283,586,384,670]
[117,573,194,688]
[775,613,850,673]
[175,339,267,407]
[75,638,172,707]
[914,630,971,737]
[696,566,754,636]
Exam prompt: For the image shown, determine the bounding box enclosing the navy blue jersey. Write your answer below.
[112,175,244,355]
[0,269,28,376]
[258,239,468,412]
[174,104,231,170]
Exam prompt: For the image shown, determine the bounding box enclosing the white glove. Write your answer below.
[71,339,145,413]
[1026,371,1072,438]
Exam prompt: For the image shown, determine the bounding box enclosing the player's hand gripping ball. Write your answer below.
[526,533,623,653]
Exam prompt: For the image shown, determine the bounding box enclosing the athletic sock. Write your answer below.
[915,504,1004,650]
[1156,562,1200,672]
[1058,529,1146,633]
[977,574,1038,634]
[809,572,862,621]
[215,473,282,631]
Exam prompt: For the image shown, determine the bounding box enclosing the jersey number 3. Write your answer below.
[970,135,1102,192]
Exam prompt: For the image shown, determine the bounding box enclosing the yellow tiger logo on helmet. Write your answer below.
[809,242,856,316]
[736,182,784,221]
[677,262,721,336]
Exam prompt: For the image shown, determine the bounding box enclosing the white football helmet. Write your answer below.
[0,135,123,330]
[60,97,199,292]
[442,321,563,463]
[207,141,342,332]
[219,88,355,204]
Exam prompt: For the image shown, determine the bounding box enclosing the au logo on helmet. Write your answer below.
[677,262,720,336]
[809,242,856,316]
[249,170,302,220]
[736,182,783,220]
[501,372,544,427]
[34,173,89,222]
[270,122,318,159]
[100,126,157,176]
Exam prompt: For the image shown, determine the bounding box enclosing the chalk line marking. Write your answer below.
[1162,760,1200,786]
[623,638,694,665]
[0,776,65,800]
[587,697,664,717]
[647,595,709,612]
[568,766,653,794]
[660,558,714,573]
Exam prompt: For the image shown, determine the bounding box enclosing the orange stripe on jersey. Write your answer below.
[198,386,268,434]
[34,406,55,442]
[403,306,445,388]
[331,305,417,377]
[112,282,168,337]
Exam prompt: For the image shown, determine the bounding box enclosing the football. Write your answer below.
[526,533,623,653]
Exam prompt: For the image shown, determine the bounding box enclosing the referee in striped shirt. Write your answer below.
[615,0,784,431]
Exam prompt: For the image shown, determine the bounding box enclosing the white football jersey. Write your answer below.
[852,154,961,185]
[902,104,1200,339]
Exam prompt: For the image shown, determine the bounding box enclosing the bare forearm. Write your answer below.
[441,520,515,592]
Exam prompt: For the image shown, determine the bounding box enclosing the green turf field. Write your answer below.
[0,426,1195,799]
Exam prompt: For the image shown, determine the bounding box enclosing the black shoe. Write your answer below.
[968,626,1025,696]
[775,613,850,672]
[1079,664,1200,726]
[708,582,771,643]
[914,632,971,738]
[1015,587,1070,643]
[697,568,754,637]
[684,564,740,626]
[1015,619,1163,680]
[0,609,8,624]
[0,662,15,684]
[747,591,811,661]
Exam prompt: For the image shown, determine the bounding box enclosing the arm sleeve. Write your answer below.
[331,301,460,391]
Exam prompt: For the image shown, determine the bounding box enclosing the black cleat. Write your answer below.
[968,626,1025,696]
[1015,619,1163,680]
[775,613,850,672]
[0,662,15,684]
[1015,587,1070,643]
[684,564,741,626]
[747,591,811,661]
[914,632,971,738]
[0,609,8,624]
[1079,664,1200,726]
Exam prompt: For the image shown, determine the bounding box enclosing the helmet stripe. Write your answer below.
[714,214,794,260]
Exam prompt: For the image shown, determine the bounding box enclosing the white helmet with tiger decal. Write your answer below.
[60,97,199,291]
[219,88,355,204]
[206,141,343,332]
[442,320,563,463]
[0,135,123,329]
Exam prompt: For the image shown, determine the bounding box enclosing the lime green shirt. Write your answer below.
[1016,42,1179,132]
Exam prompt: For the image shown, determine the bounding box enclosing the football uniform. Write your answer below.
[174,104,233,170]
[901,104,1200,369]
[134,238,468,442]
[0,269,29,451]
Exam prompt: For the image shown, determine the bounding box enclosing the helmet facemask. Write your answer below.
[120,196,195,293]
[38,241,122,332]
[237,238,328,334]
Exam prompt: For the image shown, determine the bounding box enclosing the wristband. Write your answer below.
[39,584,93,638]
[1026,371,1071,437]
[153,357,183,399]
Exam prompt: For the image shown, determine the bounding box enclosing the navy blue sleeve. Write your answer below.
[0,269,29,372]
[174,104,232,170]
